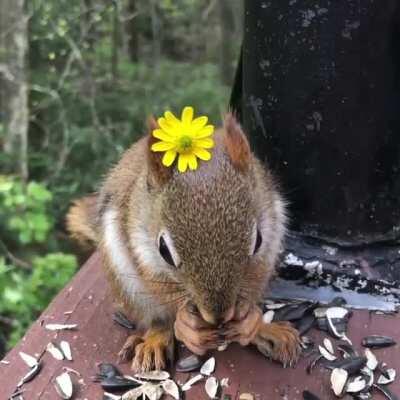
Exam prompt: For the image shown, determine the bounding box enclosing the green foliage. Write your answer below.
[0,253,77,346]
[0,177,53,244]
[0,176,77,349]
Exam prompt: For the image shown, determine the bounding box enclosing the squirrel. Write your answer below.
[66,113,301,372]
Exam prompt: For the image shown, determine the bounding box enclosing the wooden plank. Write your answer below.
[1,252,399,399]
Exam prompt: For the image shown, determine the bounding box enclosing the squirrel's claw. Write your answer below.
[128,328,174,372]
[118,334,143,363]
[252,321,302,367]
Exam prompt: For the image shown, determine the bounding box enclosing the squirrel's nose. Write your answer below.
[198,305,235,325]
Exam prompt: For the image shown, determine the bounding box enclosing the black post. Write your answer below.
[231,1,400,286]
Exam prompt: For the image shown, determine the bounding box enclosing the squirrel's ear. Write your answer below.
[223,112,251,172]
[146,116,173,187]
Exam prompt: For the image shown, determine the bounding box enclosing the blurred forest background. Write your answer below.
[0,0,242,356]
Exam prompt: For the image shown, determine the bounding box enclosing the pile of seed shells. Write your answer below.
[97,356,233,400]
[11,323,78,400]
[263,298,397,400]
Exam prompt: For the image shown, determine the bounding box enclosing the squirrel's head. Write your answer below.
[130,114,286,325]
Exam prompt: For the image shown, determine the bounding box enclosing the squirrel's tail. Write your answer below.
[66,195,99,250]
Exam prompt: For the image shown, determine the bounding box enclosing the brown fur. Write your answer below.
[66,114,293,370]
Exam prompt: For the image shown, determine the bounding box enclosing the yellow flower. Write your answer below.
[151,106,215,173]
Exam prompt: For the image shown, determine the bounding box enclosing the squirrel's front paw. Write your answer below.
[119,329,174,372]
[252,321,301,367]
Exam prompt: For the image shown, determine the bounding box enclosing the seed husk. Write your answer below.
[295,313,316,336]
[319,345,336,361]
[303,390,321,400]
[98,363,123,379]
[46,342,65,360]
[200,357,215,376]
[162,379,180,400]
[181,374,203,391]
[205,377,218,399]
[365,349,378,371]
[45,323,78,331]
[176,354,203,372]
[262,310,274,324]
[100,376,141,391]
[141,382,164,400]
[103,393,121,400]
[60,341,73,361]
[54,371,73,399]
[121,387,142,400]
[327,356,367,375]
[346,376,367,393]
[134,370,170,381]
[372,383,400,400]
[17,362,42,387]
[330,368,348,397]
[19,351,38,368]
[362,335,396,349]
[323,338,335,355]
[239,393,254,400]
[112,311,136,330]
[273,302,315,322]
[378,368,396,385]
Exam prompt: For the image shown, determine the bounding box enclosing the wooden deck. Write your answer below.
[1,252,399,399]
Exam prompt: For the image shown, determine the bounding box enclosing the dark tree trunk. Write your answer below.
[126,0,139,62]
[217,0,235,85]
[0,0,29,181]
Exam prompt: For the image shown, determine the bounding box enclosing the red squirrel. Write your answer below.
[67,112,301,372]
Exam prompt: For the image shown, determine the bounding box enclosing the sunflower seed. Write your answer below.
[205,377,218,399]
[323,338,335,355]
[262,310,274,324]
[59,341,72,361]
[19,352,38,368]
[265,303,286,310]
[176,354,202,372]
[217,342,229,351]
[162,379,180,399]
[134,370,170,381]
[181,374,203,391]
[362,335,396,349]
[365,349,378,371]
[378,368,396,385]
[45,323,78,331]
[319,345,336,361]
[295,313,316,336]
[54,371,73,399]
[331,368,348,397]
[200,357,215,376]
[46,342,65,360]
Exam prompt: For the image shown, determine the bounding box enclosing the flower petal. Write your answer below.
[158,117,178,136]
[178,154,190,172]
[151,141,176,152]
[181,106,194,125]
[164,111,180,125]
[194,138,214,149]
[187,154,198,170]
[152,129,174,142]
[193,147,212,161]
[162,150,177,167]
[191,116,208,130]
[195,125,214,139]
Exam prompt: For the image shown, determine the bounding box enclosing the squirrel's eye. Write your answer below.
[253,229,262,254]
[159,235,175,267]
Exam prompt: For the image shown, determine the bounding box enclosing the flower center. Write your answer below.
[179,135,193,150]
